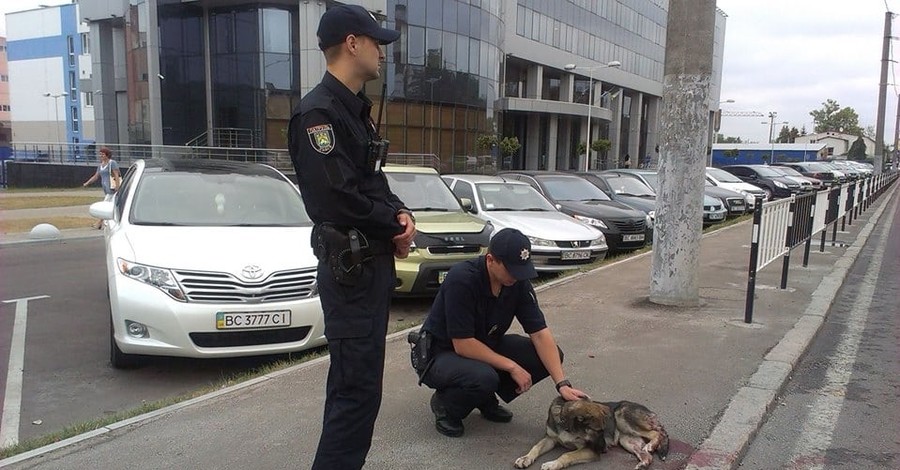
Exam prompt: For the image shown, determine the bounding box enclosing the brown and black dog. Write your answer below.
[514,397,669,470]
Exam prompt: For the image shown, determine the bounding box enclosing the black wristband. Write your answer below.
[555,379,572,392]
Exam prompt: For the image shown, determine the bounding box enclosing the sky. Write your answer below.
[2,0,899,145]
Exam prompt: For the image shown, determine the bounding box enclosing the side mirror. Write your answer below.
[89,200,115,220]
[460,198,476,213]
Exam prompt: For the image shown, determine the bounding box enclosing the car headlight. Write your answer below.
[647,210,656,220]
[572,215,608,229]
[527,236,556,247]
[117,258,186,302]
[590,233,607,247]
[774,181,787,189]
[645,214,653,229]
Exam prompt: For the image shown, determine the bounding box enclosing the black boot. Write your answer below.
[430,393,464,437]
[478,396,513,423]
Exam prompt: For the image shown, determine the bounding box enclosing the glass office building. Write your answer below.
[80,0,725,171]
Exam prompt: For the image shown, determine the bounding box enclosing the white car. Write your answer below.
[90,159,326,368]
[706,167,768,206]
[443,175,608,271]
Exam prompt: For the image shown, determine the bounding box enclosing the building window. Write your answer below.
[72,107,79,132]
[69,71,77,100]
[0,75,7,82]
[84,92,94,106]
[81,33,90,54]
[0,105,10,111]
[67,36,76,66]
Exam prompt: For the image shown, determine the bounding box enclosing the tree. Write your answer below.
[724,148,740,158]
[576,142,587,156]
[847,136,868,161]
[862,125,876,140]
[776,126,801,143]
[475,134,498,154]
[716,134,742,144]
[499,137,521,159]
[809,99,862,135]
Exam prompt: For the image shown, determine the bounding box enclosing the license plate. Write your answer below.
[437,271,448,284]
[216,311,291,330]
[622,234,645,242]
[710,213,725,220]
[561,250,591,260]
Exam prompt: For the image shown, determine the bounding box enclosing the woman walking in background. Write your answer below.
[82,147,121,229]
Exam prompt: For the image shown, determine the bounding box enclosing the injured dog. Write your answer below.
[514,397,669,470]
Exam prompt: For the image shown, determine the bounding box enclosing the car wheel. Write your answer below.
[108,288,142,369]
[763,188,773,200]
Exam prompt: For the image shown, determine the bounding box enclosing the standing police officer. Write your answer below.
[288,5,415,469]
[417,228,589,437]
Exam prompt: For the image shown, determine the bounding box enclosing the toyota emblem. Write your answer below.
[571,241,581,248]
[241,265,263,280]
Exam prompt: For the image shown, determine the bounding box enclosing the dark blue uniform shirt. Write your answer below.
[288,72,406,241]
[423,256,547,351]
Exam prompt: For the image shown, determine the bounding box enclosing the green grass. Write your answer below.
[0,216,753,460]
[0,196,103,211]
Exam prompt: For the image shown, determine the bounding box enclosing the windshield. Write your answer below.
[773,167,803,177]
[707,167,744,183]
[636,173,659,191]
[130,171,310,226]
[384,172,461,212]
[477,183,556,211]
[604,175,655,196]
[541,176,611,202]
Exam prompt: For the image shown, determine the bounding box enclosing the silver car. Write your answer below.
[443,175,608,272]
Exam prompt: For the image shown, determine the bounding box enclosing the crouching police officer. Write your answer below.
[412,228,589,437]
[288,4,415,469]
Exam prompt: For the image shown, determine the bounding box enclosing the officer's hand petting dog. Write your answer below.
[414,228,589,438]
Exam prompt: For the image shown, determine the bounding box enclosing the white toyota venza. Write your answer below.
[90,159,325,368]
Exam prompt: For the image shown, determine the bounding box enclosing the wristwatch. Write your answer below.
[398,208,416,224]
[555,379,572,393]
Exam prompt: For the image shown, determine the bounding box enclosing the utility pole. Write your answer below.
[649,0,717,307]
[893,93,900,163]
[874,10,892,174]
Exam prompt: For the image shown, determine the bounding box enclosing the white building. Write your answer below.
[6,3,94,145]
[794,132,876,159]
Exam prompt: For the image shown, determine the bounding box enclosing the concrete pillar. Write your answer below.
[578,117,588,171]
[628,92,643,168]
[91,22,118,144]
[202,6,214,142]
[547,114,559,170]
[526,114,541,169]
[560,73,575,103]
[526,64,543,99]
[558,117,572,170]
[146,0,163,146]
[649,0,717,307]
[299,1,328,97]
[609,93,624,168]
[645,96,661,167]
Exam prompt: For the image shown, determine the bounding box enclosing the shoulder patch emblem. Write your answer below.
[307,124,335,154]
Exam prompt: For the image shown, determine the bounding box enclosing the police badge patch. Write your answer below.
[307,124,335,154]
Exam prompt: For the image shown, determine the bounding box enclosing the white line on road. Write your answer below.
[1,295,49,449]
[786,195,897,470]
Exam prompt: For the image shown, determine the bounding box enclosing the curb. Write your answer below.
[0,218,750,467]
[0,232,104,248]
[683,183,898,470]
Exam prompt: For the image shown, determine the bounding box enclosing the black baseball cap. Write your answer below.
[317,4,401,51]
[489,228,538,281]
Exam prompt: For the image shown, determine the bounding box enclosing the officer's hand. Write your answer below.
[393,212,416,246]
[394,242,410,259]
[509,365,532,394]
[559,386,590,401]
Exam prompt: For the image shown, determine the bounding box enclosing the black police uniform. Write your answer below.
[288,6,404,465]
[420,256,563,421]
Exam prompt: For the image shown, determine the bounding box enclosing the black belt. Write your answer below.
[363,237,394,257]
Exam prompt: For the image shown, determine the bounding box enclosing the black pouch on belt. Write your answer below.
[313,224,369,286]
[407,328,434,385]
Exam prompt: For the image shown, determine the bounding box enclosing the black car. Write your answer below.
[498,171,649,252]
[778,162,845,186]
[720,165,802,199]
[703,180,749,216]
[577,172,656,216]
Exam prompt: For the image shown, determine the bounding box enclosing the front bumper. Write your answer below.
[530,246,608,271]
[703,208,728,224]
[110,277,327,358]
[394,247,488,296]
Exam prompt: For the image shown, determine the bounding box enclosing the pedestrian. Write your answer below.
[287,5,415,469]
[413,228,589,438]
[81,147,121,229]
[622,154,631,169]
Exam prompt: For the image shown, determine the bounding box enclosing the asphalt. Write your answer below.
[0,183,896,470]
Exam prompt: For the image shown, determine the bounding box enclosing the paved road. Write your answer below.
[741,192,900,469]
[0,238,431,445]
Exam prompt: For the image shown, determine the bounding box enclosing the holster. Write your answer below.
[407,328,434,385]
[312,223,393,287]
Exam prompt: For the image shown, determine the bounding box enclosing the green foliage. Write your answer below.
[475,134,498,152]
[591,139,612,154]
[847,135,868,160]
[717,134,743,144]
[775,126,801,144]
[810,99,862,135]
[499,137,521,157]
[576,142,587,156]
[724,148,740,158]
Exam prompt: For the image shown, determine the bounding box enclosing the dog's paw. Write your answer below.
[642,442,655,454]
[633,464,649,470]
[540,461,564,470]
[514,456,534,469]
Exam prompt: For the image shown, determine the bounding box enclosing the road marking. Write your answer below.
[786,195,896,470]
[1,295,49,448]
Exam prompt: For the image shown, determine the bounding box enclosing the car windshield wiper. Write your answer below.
[521,208,550,211]
[133,221,187,226]
[408,207,450,212]
[488,207,517,211]
[618,192,654,197]
[579,198,609,202]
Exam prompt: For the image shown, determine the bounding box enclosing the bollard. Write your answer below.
[803,194,816,267]
[744,197,764,324]
[780,196,796,290]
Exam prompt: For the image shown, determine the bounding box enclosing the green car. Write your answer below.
[383,165,492,296]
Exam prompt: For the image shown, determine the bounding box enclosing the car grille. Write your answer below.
[703,204,723,211]
[554,240,596,248]
[173,268,317,304]
[426,245,482,255]
[189,326,312,348]
[609,219,646,234]
[725,198,745,212]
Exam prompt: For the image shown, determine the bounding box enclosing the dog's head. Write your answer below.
[559,399,613,434]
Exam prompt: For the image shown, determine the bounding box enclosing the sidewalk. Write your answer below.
[2,187,895,470]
